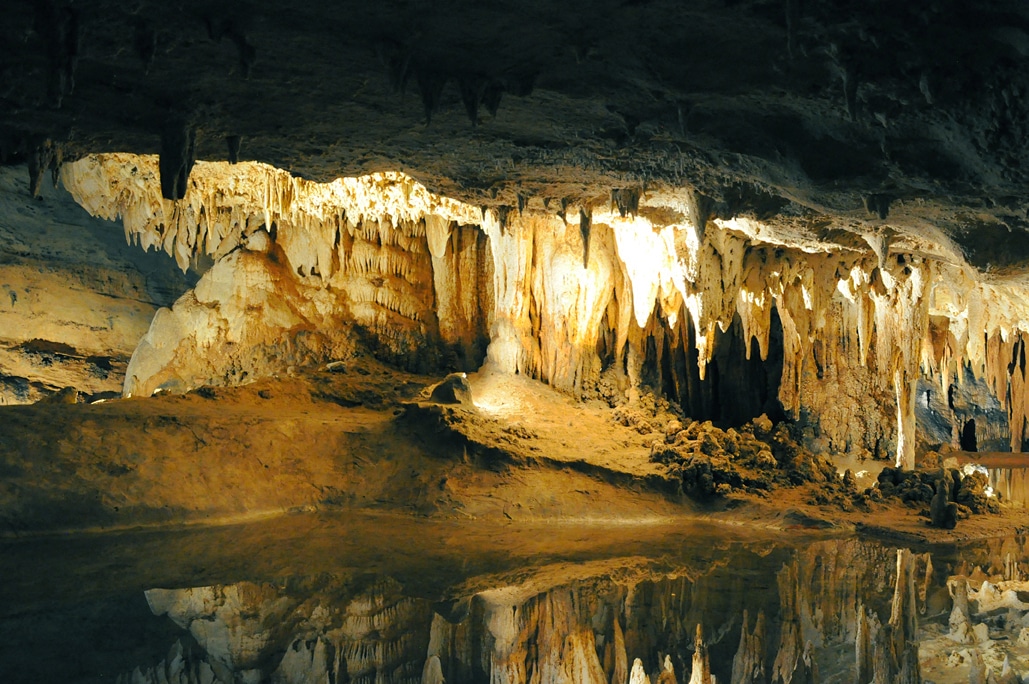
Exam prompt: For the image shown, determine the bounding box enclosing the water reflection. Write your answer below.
[117,541,902,684]
[951,453,1029,508]
[3,516,1029,684]
[988,467,1029,508]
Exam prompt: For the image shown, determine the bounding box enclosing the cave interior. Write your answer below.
[4,1,1029,681]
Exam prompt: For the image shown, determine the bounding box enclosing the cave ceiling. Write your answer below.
[2,0,1028,274]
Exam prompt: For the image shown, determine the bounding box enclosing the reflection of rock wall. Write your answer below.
[142,577,434,684]
[426,540,920,684]
[115,639,217,684]
[917,536,1029,684]
[988,467,1029,507]
[126,539,939,684]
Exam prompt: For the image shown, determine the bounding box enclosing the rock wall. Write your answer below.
[0,165,194,404]
[61,154,1029,462]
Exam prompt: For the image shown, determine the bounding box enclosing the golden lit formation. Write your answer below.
[61,154,1029,467]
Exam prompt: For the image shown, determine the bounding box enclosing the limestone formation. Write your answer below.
[687,625,710,684]
[0,166,193,404]
[56,152,1029,463]
[731,610,765,684]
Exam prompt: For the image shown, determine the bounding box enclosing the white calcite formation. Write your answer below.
[62,154,1029,462]
[63,154,490,397]
[918,537,1029,684]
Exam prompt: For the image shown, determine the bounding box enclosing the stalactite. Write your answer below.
[61,154,1029,453]
[61,155,481,277]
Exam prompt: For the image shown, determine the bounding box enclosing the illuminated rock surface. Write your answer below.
[1,1,1028,459]
[45,152,1029,467]
[0,166,194,404]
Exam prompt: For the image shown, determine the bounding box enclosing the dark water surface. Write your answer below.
[0,512,1024,683]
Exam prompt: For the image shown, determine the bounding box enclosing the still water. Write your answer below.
[0,512,1026,684]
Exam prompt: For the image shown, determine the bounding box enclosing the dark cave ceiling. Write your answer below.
[1,0,1029,267]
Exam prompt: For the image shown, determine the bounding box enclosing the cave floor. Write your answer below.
[0,356,1027,544]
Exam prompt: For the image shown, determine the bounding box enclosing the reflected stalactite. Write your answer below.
[610,618,629,684]
[987,466,1029,507]
[731,610,765,684]
[101,535,1029,684]
[630,658,652,684]
[141,578,434,684]
[687,625,710,684]
[771,561,806,684]
[115,639,218,684]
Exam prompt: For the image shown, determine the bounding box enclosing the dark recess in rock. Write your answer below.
[579,207,592,268]
[160,118,196,201]
[226,135,242,164]
[863,194,892,220]
[685,186,713,239]
[496,205,513,235]
[611,188,641,218]
[27,139,61,198]
[960,418,977,452]
[720,184,789,221]
[956,220,1029,274]
[649,311,785,427]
